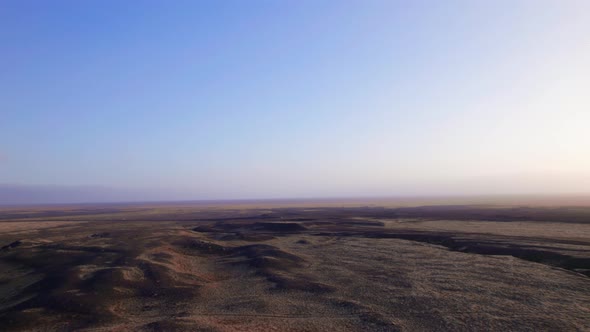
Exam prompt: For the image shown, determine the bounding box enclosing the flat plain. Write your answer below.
[1,200,590,331]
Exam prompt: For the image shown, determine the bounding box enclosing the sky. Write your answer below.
[1,1,590,203]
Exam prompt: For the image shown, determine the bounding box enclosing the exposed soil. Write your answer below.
[1,204,590,331]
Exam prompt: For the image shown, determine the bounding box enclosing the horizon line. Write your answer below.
[2,193,590,209]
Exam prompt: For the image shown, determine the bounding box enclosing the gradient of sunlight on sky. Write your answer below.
[1,1,589,202]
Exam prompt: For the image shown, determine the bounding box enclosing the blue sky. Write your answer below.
[1,1,589,203]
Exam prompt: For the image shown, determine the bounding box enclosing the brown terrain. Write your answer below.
[1,201,590,331]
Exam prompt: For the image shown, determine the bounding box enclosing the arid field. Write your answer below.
[1,201,589,331]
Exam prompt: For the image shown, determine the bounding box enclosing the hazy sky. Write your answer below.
[1,1,590,202]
